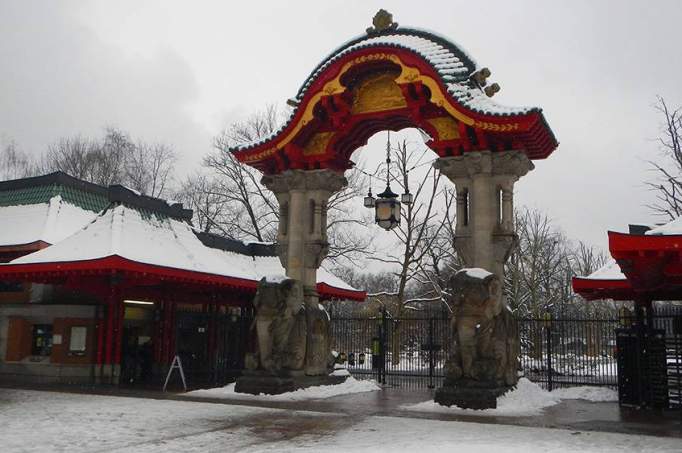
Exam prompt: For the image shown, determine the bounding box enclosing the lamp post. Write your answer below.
[366,132,412,231]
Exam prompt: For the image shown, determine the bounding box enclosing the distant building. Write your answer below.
[0,172,364,386]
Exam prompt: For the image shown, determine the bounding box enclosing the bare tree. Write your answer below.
[0,139,37,180]
[505,208,569,317]
[125,142,177,198]
[175,172,230,234]
[42,135,100,182]
[362,140,450,364]
[647,97,682,219]
[41,127,177,197]
[203,105,371,267]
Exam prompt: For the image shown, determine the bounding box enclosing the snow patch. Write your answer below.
[551,386,618,402]
[581,260,626,281]
[185,376,380,402]
[402,379,616,417]
[461,267,493,280]
[646,215,682,235]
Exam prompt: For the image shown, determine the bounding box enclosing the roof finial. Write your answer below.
[367,9,398,35]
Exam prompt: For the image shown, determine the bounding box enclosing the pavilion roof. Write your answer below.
[572,217,682,302]
[0,172,191,251]
[0,201,364,301]
[0,172,109,249]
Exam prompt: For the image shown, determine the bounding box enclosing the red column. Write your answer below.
[168,302,177,363]
[104,297,115,365]
[153,301,163,364]
[114,298,125,365]
[95,304,105,365]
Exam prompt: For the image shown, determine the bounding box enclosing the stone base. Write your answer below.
[234,372,347,395]
[435,383,514,410]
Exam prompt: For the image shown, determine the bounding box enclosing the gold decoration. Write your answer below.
[303,132,334,156]
[427,117,461,141]
[474,121,519,132]
[472,68,491,86]
[485,83,500,97]
[242,52,482,163]
[366,9,398,34]
[351,72,407,114]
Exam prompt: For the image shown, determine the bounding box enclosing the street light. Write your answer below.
[375,184,401,230]
[372,132,401,231]
[364,175,376,208]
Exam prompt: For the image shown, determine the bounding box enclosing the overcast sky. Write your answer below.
[1,1,681,253]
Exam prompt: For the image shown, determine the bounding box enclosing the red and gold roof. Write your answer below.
[231,19,558,174]
[573,226,682,302]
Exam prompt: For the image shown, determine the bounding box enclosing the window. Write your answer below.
[31,324,53,356]
[0,281,22,292]
[69,326,87,354]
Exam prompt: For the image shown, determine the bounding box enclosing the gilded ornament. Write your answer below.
[366,9,398,34]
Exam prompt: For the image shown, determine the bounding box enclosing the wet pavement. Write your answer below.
[1,381,680,439]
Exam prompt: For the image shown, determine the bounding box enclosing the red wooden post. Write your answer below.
[162,299,174,364]
[168,302,177,363]
[153,301,163,364]
[104,296,115,365]
[114,298,125,365]
[95,303,105,365]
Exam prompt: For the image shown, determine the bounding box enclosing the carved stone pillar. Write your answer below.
[435,150,533,279]
[435,151,532,409]
[262,169,347,377]
[262,169,347,300]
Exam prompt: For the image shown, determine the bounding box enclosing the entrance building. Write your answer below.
[0,172,363,385]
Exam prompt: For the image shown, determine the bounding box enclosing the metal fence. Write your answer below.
[330,308,682,411]
[518,316,620,390]
[330,312,451,389]
[650,308,682,409]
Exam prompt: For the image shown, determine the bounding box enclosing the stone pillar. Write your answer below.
[262,169,347,303]
[261,169,347,377]
[434,150,533,409]
[435,150,533,279]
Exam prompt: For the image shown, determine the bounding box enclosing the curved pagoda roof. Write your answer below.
[232,14,558,174]
[573,220,682,302]
[0,172,364,302]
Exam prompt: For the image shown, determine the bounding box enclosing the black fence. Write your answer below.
[330,312,451,389]
[166,305,681,411]
[650,308,682,409]
[518,316,619,390]
[329,308,682,411]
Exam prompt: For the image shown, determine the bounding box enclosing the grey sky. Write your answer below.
[1,1,681,253]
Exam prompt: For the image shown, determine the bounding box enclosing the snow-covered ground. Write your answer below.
[185,376,380,401]
[402,378,618,417]
[0,388,678,452]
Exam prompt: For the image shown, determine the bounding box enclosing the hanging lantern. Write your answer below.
[375,185,401,230]
[373,131,402,231]
[364,176,376,208]
[401,190,413,205]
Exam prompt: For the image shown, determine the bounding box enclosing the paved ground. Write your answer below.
[1,381,680,439]
[1,387,681,452]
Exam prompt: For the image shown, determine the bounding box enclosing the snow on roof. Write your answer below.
[8,203,359,294]
[232,28,538,153]
[645,216,682,236]
[0,195,97,247]
[580,260,626,281]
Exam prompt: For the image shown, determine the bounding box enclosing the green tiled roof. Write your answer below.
[0,183,109,212]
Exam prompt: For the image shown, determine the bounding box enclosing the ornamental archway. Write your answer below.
[231,11,558,394]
